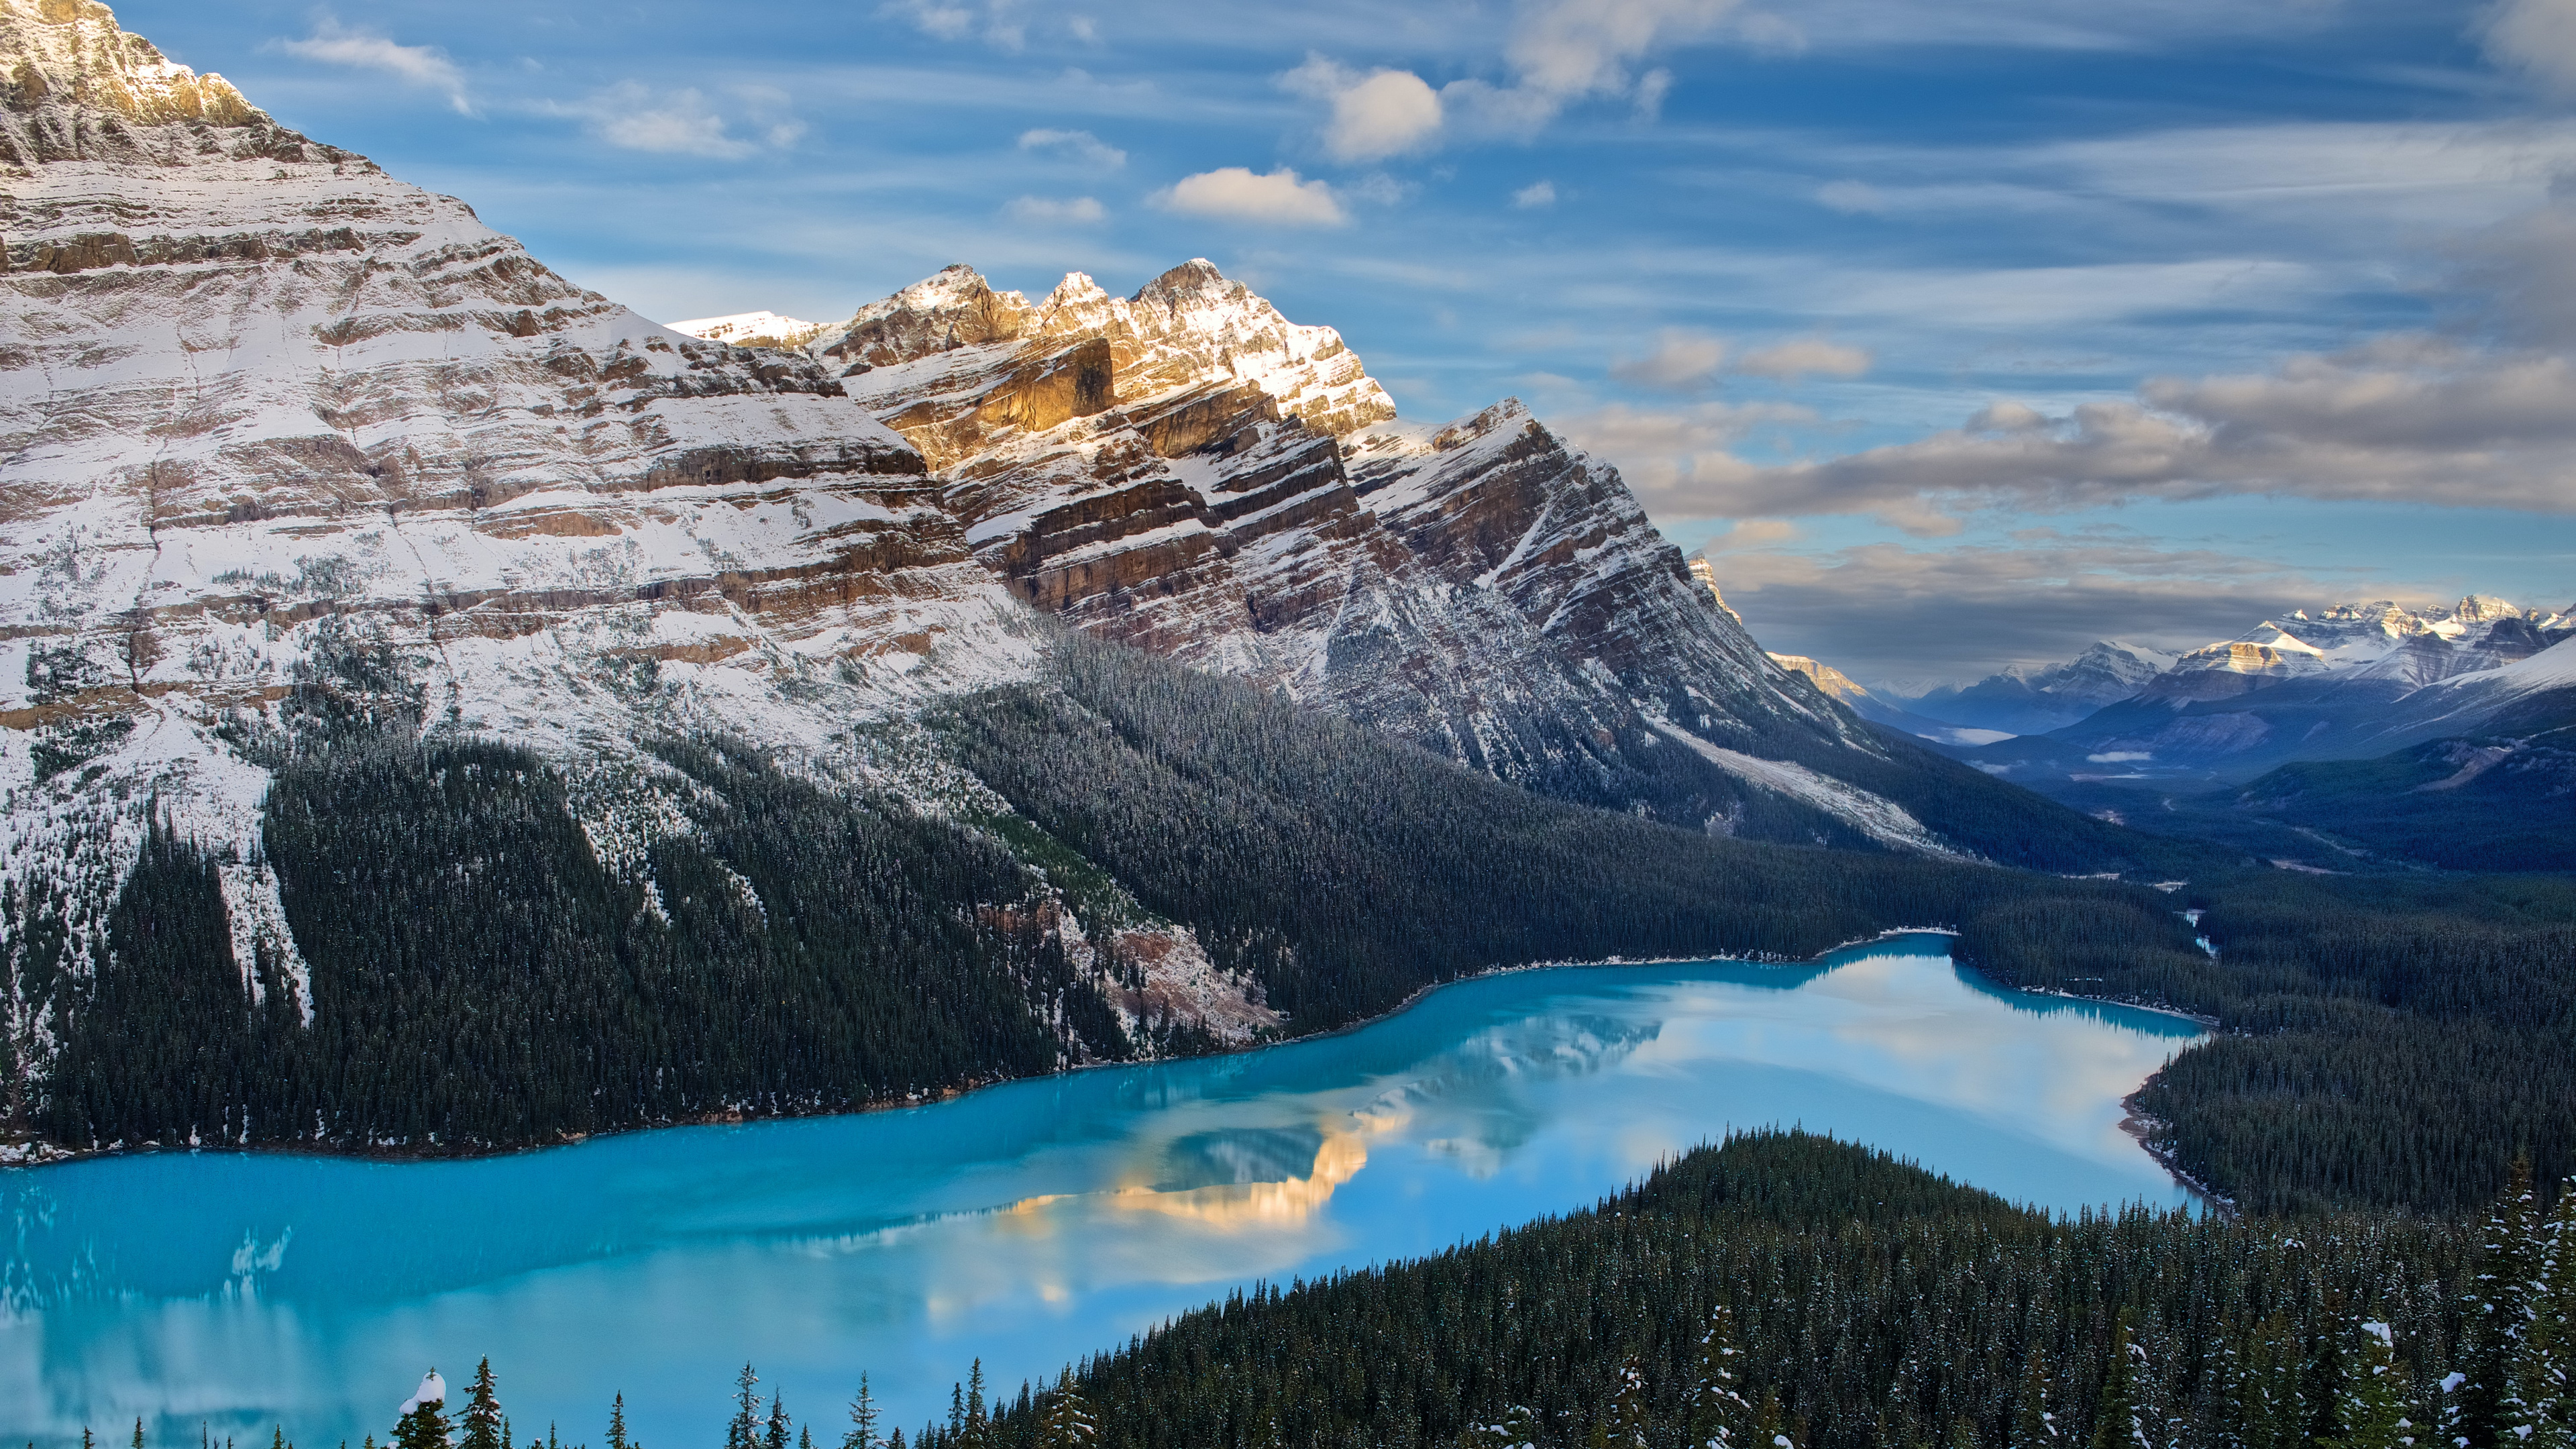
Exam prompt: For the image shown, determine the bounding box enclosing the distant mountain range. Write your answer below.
[1788,598,2576,871]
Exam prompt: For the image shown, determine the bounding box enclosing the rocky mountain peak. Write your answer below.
[1,0,256,125]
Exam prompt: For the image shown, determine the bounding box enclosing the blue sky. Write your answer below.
[127,0,2576,684]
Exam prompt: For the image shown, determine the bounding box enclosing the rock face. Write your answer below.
[1949,599,2576,787]
[806,264,1919,840]
[0,0,2063,1103]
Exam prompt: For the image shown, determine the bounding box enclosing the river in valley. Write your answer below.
[0,936,2204,1446]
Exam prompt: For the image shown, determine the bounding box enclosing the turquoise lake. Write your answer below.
[0,936,2204,1447]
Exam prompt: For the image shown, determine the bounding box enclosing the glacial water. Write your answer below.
[0,936,2203,1447]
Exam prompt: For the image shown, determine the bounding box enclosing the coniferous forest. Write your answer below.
[7,637,2575,1449]
[147,1134,2576,1449]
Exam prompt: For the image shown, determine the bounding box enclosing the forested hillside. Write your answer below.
[9,631,2195,1157]
[1958,872,2576,1214]
[158,1132,2576,1449]
[923,1132,2571,1449]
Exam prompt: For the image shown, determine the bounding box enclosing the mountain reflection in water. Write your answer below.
[0,938,2200,1448]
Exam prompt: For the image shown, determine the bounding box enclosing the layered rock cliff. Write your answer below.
[2,0,2149,1132]
[802,263,1944,845]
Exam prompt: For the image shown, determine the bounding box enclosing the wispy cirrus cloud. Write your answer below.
[1018,128,1126,168]
[272,16,470,115]
[551,82,804,159]
[1006,195,1108,224]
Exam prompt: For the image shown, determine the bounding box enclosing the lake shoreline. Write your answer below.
[0,926,2204,1180]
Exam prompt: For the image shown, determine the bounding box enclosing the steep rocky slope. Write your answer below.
[0,0,2165,1153]
[800,262,2118,859]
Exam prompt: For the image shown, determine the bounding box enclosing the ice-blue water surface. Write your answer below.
[1,936,2202,1446]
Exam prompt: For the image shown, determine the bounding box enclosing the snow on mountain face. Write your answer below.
[665,311,824,347]
[0,0,1078,1060]
[2149,599,2569,700]
[1909,641,2179,736]
[0,0,1978,1084]
[806,263,1901,838]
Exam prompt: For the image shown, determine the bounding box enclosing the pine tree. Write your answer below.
[2493,1181,2576,1444]
[2240,1313,2306,1449]
[1752,1389,1795,1449]
[460,1360,506,1449]
[2009,1347,2057,1449]
[729,1366,763,1449]
[957,1363,989,1449]
[1036,1370,1098,1449]
[1690,1306,1756,1449]
[2465,1161,2544,1449]
[391,1375,451,1449]
[767,1394,794,1449]
[2091,1311,2149,1449]
[1593,1360,1652,1449]
[843,1375,881,1449]
[133,1421,144,1449]
[606,1394,633,1449]
[2325,1323,2416,1449]
[1466,1406,1543,1449]
[2503,1183,2576,1449]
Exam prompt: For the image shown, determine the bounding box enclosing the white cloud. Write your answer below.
[1283,58,1445,162]
[559,82,783,159]
[1553,399,1813,491]
[1619,338,2576,531]
[1712,539,2392,682]
[1006,195,1108,224]
[1735,12,1810,54]
[1018,128,1127,168]
[1633,68,1674,120]
[1513,180,1558,209]
[1734,339,1872,378]
[1815,180,1890,215]
[1158,167,1347,227]
[1704,518,1802,551]
[2485,0,2576,93]
[1505,0,1741,103]
[274,17,470,115]
[884,0,1026,50]
[1610,329,1729,388]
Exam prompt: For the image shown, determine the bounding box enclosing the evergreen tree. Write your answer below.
[1036,1370,1098,1449]
[2504,1183,2576,1449]
[2090,1312,2149,1449]
[2239,1313,2306,1449]
[1594,1360,1652,1449]
[2009,1347,2057,1449]
[605,1394,633,1449]
[1468,1406,1543,1449]
[729,1366,763,1449]
[958,1363,989,1449]
[766,1395,792,1449]
[460,1360,506,1449]
[391,1374,451,1449]
[843,1377,881,1449]
[2464,1160,2544,1448]
[2326,1324,2416,1449]
[1690,1307,1756,1449]
[1752,1389,1794,1449]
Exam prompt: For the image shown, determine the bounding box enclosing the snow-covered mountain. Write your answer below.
[665,310,826,348]
[2,0,2145,1119]
[1947,599,2575,788]
[1909,642,2180,737]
